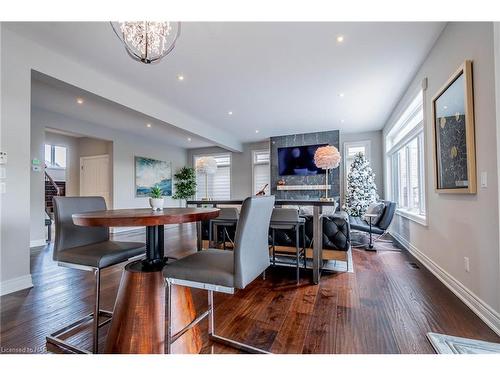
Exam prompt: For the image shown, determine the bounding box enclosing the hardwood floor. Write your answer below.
[1,223,498,354]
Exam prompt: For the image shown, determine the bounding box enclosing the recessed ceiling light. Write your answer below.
[177,74,185,81]
[336,35,344,43]
[228,111,233,116]
[340,119,345,123]
[443,105,448,109]
[339,93,345,98]
[255,130,260,134]
[146,123,152,128]
[76,98,84,104]
[187,137,192,142]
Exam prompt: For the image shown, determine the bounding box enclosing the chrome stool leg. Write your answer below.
[93,269,101,353]
[295,225,300,284]
[46,266,111,354]
[166,279,173,354]
[165,279,271,354]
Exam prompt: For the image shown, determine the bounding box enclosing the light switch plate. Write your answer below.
[0,182,6,194]
[480,171,487,188]
[0,166,5,179]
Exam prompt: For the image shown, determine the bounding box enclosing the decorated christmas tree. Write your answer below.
[344,152,378,217]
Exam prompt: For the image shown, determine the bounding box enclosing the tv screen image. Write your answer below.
[277,144,328,176]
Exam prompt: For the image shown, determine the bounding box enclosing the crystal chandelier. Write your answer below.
[110,21,181,64]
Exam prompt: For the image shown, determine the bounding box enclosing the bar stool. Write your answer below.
[269,208,306,284]
[164,196,275,354]
[209,207,239,250]
[47,196,145,354]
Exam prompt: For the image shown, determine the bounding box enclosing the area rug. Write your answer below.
[427,332,500,354]
[351,231,401,252]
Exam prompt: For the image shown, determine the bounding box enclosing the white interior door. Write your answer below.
[80,155,111,208]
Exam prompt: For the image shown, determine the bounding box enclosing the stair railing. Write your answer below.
[45,171,61,196]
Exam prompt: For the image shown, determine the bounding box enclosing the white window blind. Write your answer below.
[195,154,231,199]
[386,90,426,222]
[252,150,270,194]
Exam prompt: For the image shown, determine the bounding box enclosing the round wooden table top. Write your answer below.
[73,207,220,227]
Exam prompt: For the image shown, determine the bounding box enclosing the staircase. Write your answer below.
[45,171,65,242]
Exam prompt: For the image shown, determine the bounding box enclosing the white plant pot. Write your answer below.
[149,197,164,211]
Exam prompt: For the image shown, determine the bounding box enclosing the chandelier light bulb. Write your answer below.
[110,21,181,64]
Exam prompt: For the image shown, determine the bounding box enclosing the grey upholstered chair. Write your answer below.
[269,208,306,284]
[209,207,239,250]
[163,195,275,354]
[47,196,145,354]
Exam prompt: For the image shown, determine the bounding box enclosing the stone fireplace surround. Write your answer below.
[270,130,340,201]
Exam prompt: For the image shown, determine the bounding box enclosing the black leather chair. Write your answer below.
[47,196,145,354]
[349,200,396,248]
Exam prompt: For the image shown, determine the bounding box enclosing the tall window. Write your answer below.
[44,144,67,169]
[252,150,270,195]
[194,153,231,199]
[386,90,426,222]
[343,140,371,195]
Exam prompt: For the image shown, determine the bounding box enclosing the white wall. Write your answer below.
[494,22,500,324]
[1,25,205,294]
[340,130,383,204]
[29,108,188,242]
[383,23,500,329]
[187,141,270,199]
[44,131,81,194]
[1,26,33,294]
[188,134,385,204]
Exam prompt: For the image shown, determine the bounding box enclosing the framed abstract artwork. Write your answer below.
[134,156,172,197]
[432,60,476,194]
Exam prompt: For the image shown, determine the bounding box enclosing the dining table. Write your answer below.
[72,207,220,354]
[186,199,337,284]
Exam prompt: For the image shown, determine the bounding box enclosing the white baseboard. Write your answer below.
[30,239,46,248]
[0,274,34,296]
[390,230,500,336]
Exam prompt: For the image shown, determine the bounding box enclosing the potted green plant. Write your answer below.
[172,167,197,206]
[149,185,164,211]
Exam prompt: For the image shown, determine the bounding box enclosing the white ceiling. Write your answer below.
[10,22,445,145]
[32,73,214,149]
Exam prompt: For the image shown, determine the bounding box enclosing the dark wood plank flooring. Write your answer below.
[1,223,498,354]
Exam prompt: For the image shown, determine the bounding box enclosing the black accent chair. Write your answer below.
[200,210,351,263]
[349,200,396,248]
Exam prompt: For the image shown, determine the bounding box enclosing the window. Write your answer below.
[343,141,371,195]
[194,153,231,199]
[45,144,67,169]
[386,90,426,223]
[252,150,270,195]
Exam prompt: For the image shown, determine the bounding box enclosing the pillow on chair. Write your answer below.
[364,201,385,225]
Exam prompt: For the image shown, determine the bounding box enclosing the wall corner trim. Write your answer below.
[0,274,34,296]
[390,231,500,336]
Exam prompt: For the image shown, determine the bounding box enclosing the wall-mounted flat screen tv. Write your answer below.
[277,144,328,176]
